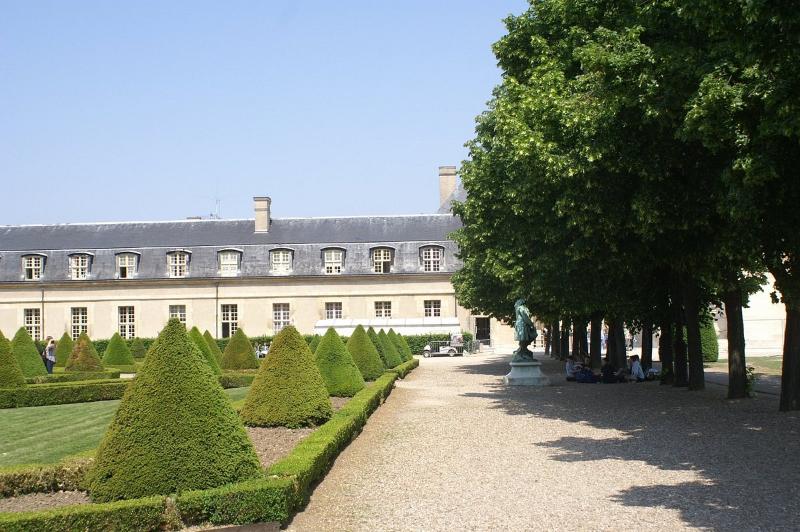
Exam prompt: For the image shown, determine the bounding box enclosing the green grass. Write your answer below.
[0,387,249,468]
[706,356,783,376]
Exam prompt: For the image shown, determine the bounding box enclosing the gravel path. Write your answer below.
[287,352,800,531]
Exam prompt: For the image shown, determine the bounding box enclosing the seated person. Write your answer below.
[600,358,618,383]
[575,366,597,383]
[565,356,578,381]
[629,355,645,382]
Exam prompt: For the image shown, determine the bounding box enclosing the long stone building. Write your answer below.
[0,168,515,346]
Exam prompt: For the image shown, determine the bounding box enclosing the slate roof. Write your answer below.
[0,215,463,283]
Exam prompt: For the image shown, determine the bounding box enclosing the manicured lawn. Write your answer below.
[0,387,249,468]
[707,356,783,376]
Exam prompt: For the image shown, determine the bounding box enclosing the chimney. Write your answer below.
[254,196,271,233]
[438,166,457,209]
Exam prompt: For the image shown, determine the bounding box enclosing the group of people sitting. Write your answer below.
[565,354,647,384]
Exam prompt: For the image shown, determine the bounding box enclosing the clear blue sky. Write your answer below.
[1,1,527,225]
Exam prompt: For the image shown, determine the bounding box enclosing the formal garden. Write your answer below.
[0,320,422,530]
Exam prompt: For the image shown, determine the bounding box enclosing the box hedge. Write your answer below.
[346,324,385,381]
[314,328,365,397]
[386,357,419,379]
[54,332,73,367]
[203,330,224,364]
[189,326,222,375]
[0,379,129,409]
[102,333,135,366]
[221,328,259,370]
[377,330,403,368]
[308,334,321,353]
[25,370,121,384]
[218,372,256,389]
[11,327,47,378]
[0,456,93,498]
[240,326,332,428]
[65,333,104,372]
[130,337,147,359]
[84,319,262,502]
[388,329,411,362]
[0,331,26,388]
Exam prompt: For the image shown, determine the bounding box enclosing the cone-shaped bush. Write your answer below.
[221,328,259,370]
[54,332,74,367]
[308,334,321,354]
[367,327,390,369]
[378,330,403,368]
[85,319,261,502]
[240,325,332,428]
[346,325,385,380]
[0,331,26,388]
[189,327,222,375]
[398,333,414,361]
[65,333,104,372]
[388,329,411,363]
[130,337,147,359]
[102,333,135,366]
[203,330,224,364]
[11,327,47,377]
[314,328,365,397]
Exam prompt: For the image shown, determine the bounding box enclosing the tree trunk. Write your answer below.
[544,326,552,358]
[684,281,705,391]
[723,288,747,399]
[606,319,626,370]
[659,313,674,385]
[590,314,602,369]
[673,302,689,388]
[571,319,580,358]
[560,320,570,361]
[578,319,589,358]
[551,321,560,359]
[780,306,800,411]
[641,323,653,371]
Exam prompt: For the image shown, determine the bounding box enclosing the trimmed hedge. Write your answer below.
[203,330,224,364]
[388,329,411,363]
[25,370,121,384]
[65,333,104,372]
[130,337,147,359]
[0,456,93,498]
[11,327,47,378]
[308,334,321,353]
[0,331,26,388]
[314,328,365,397]
[102,333,134,366]
[221,328,259,370]
[377,330,403,368]
[54,332,73,367]
[85,319,261,502]
[218,373,256,389]
[0,380,129,409]
[386,358,419,379]
[701,320,719,362]
[189,327,222,375]
[346,324,385,380]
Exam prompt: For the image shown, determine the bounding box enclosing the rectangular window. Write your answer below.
[271,250,292,273]
[71,307,88,340]
[23,256,43,280]
[325,302,342,320]
[117,254,137,279]
[273,303,290,332]
[374,301,392,318]
[169,304,187,324]
[70,255,90,280]
[372,249,392,274]
[422,247,443,272]
[221,304,238,338]
[219,251,241,276]
[324,249,343,274]
[168,252,189,278]
[24,308,41,341]
[424,300,441,317]
[118,306,135,339]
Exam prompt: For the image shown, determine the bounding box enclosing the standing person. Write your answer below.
[43,336,56,374]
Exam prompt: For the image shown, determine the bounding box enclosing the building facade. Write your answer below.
[0,168,515,346]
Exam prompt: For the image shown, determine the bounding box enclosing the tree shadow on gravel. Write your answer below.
[456,353,800,531]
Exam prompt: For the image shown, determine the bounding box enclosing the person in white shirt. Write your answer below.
[630,355,645,382]
[565,356,578,381]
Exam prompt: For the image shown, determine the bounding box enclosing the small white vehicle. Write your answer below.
[422,334,464,358]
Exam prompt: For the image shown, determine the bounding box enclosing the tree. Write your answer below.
[102,333,134,366]
[367,327,390,369]
[388,329,411,362]
[220,328,258,370]
[11,327,47,377]
[130,337,147,360]
[314,327,365,397]
[308,334,321,354]
[189,327,222,375]
[0,331,26,388]
[346,325,385,380]
[203,331,223,364]
[85,319,261,501]
[54,332,73,367]
[377,330,402,368]
[65,333,104,372]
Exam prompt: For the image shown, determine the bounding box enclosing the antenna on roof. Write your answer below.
[209,198,221,220]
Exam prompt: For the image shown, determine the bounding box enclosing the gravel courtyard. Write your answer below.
[288,352,800,531]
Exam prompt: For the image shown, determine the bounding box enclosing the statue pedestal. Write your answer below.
[503,360,550,386]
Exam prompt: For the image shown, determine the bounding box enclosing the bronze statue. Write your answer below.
[512,298,537,362]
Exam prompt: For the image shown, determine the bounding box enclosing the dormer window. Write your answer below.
[167,251,190,278]
[421,246,444,272]
[218,250,242,276]
[323,248,344,275]
[270,249,292,274]
[69,254,91,280]
[23,255,44,280]
[117,253,138,279]
[372,248,393,274]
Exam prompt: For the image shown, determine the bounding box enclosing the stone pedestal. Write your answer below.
[503,360,550,386]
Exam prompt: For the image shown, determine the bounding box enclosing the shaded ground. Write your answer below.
[288,353,800,531]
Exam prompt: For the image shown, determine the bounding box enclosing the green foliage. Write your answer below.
[85,319,261,502]
[24,370,121,384]
[130,337,147,359]
[218,372,255,389]
[189,327,222,375]
[308,334,321,353]
[240,326,332,428]
[0,380,129,409]
[0,331,26,388]
[367,327,389,369]
[701,320,719,363]
[401,333,473,357]
[54,332,73,367]
[314,328,365,397]
[385,358,419,379]
[11,327,46,378]
[397,334,414,361]
[221,328,259,370]
[377,330,402,368]
[387,329,411,362]
[0,456,93,497]
[65,333,104,372]
[203,330,224,364]
[345,325,385,380]
[102,333,134,366]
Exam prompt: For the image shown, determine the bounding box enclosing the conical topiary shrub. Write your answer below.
[189,327,221,375]
[367,327,390,369]
[130,337,147,359]
[221,328,259,370]
[102,333,135,366]
[65,333,104,372]
[11,327,47,377]
[0,331,26,388]
[308,334,321,354]
[346,325,385,380]
[388,329,411,363]
[397,333,414,361]
[315,327,365,397]
[240,325,332,428]
[54,332,74,367]
[203,330,224,364]
[378,330,402,368]
[85,319,262,502]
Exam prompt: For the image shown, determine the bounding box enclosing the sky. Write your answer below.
[0,1,529,225]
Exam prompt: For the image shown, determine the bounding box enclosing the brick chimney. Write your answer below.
[254,196,271,233]
[438,166,457,210]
